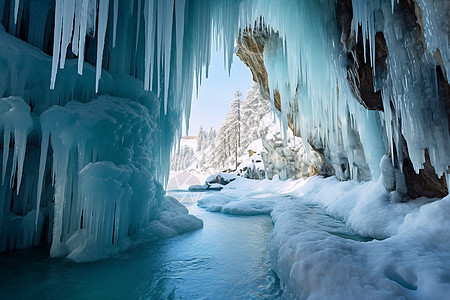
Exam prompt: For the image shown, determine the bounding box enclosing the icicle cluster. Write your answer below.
[37,95,160,256]
[352,0,449,180]
[0,97,32,192]
[0,97,39,251]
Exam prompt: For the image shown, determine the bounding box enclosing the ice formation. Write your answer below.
[0,0,448,257]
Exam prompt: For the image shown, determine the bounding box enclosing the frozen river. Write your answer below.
[0,190,282,299]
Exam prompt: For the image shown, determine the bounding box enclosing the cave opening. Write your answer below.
[0,0,449,299]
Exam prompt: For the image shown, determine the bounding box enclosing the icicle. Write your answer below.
[135,0,141,54]
[14,0,19,24]
[446,171,450,194]
[36,130,49,228]
[49,146,70,257]
[50,0,63,89]
[14,126,29,195]
[156,0,164,97]
[163,0,174,114]
[113,0,118,48]
[2,125,11,185]
[96,0,110,93]
[77,0,90,75]
[72,0,82,56]
[175,0,185,94]
[143,0,155,91]
[60,0,76,69]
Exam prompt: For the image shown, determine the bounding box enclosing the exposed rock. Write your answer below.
[337,0,385,111]
[403,149,448,199]
[236,23,282,112]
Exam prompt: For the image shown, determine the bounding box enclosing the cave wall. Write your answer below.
[236,0,449,199]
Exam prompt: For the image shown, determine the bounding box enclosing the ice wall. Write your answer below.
[352,0,449,184]
[0,8,188,255]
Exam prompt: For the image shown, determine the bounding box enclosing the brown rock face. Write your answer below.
[236,23,282,112]
[337,0,385,111]
[403,150,448,199]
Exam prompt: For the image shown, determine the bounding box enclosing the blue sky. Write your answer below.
[186,50,253,136]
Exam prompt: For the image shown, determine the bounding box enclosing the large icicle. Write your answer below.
[174,0,185,97]
[143,0,155,91]
[50,0,63,89]
[60,0,76,69]
[163,0,175,114]
[95,0,110,92]
[13,0,20,24]
[135,0,142,54]
[0,97,33,194]
[112,0,118,47]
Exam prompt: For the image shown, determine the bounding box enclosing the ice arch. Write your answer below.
[0,0,448,257]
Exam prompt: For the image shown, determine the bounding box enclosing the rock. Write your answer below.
[337,0,385,111]
[236,22,282,112]
[402,150,448,199]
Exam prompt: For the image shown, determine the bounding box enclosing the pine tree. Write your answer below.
[229,90,242,169]
[197,126,206,152]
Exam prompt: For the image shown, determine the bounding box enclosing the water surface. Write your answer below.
[0,191,282,300]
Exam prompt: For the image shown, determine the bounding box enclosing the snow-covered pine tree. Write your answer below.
[185,84,269,172]
[208,127,216,145]
[240,83,270,151]
[197,126,206,152]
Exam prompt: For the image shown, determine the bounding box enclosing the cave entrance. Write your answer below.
[167,47,256,190]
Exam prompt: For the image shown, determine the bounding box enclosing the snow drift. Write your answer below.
[203,176,450,299]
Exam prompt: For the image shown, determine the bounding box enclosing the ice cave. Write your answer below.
[0,0,449,299]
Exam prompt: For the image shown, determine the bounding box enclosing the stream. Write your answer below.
[0,190,282,300]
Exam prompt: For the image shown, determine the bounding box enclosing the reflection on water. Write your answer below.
[0,191,282,300]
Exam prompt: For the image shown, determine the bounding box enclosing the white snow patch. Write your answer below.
[200,176,450,298]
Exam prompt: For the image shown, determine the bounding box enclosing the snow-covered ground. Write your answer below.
[198,175,450,299]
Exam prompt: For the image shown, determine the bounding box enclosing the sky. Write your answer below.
[186,49,254,136]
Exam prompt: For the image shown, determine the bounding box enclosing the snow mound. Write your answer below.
[198,193,275,215]
[207,176,450,298]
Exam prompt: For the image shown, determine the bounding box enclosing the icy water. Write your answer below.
[0,191,282,300]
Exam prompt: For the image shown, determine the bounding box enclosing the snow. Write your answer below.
[201,175,450,298]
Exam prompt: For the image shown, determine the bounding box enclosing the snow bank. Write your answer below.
[198,192,275,215]
[203,176,450,298]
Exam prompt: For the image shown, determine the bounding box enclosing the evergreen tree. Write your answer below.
[197,126,206,152]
